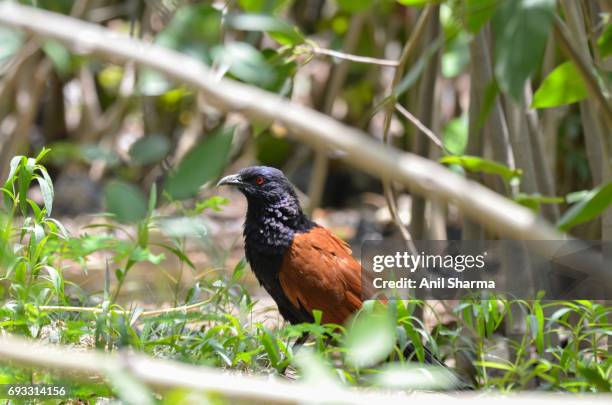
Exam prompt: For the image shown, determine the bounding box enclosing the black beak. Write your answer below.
[217,173,243,187]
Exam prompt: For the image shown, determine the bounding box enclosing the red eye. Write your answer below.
[255,176,265,185]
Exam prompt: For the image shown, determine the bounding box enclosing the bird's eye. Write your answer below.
[255,176,265,185]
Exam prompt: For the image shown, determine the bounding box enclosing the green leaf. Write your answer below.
[577,365,611,392]
[212,43,276,87]
[492,0,555,101]
[227,14,305,46]
[35,170,54,216]
[442,115,468,155]
[345,307,395,368]
[514,193,564,212]
[463,0,499,33]
[129,135,170,165]
[439,155,522,183]
[474,360,514,371]
[557,183,612,232]
[337,0,374,13]
[104,181,148,223]
[42,40,72,77]
[164,126,234,200]
[156,4,222,62]
[532,62,588,108]
[531,301,544,354]
[597,23,612,58]
[239,0,289,13]
[396,0,431,6]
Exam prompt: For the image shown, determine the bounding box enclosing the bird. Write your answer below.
[217,165,439,362]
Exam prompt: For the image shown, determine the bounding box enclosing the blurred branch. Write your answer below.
[1,3,611,282]
[0,334,409,404]
[1,334,606,404]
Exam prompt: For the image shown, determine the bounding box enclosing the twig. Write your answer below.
[310,46,399,67]
[1,3,610,283]
[394,104,445,152]
[37,298,214,318]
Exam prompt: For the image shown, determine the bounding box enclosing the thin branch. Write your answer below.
[394,104,445,152]
[0,3,609,283]
[310,46,399,67]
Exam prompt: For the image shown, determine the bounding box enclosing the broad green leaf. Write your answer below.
[81,144,120,167]
[532,62,588,108]
[164,126,234,200]
[129,135,170,165]
[227,14,305,46]
[463,0,498,33]
[557,183,612,232]
[345,307,395,368]
[337,0,374,13]
[42,40,72,77]
[156,4,222,62]
[597,23,612,58]
[493,0,555,101]
[442,115,468,155]
[439,155,522,183]
[104,181,147,223]
[212,43,276,87]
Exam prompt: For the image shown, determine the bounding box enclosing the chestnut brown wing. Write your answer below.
[279,226,364,325]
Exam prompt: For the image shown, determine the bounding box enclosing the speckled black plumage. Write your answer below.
[231,166,315,323]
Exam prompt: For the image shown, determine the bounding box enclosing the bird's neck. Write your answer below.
[243,196,314,255]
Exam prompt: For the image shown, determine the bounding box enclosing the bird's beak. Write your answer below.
[217,173,243,187]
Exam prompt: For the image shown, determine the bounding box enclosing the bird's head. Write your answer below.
[217,166,301,210]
